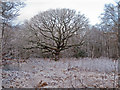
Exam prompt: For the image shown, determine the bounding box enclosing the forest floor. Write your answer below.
[1,57,118,88]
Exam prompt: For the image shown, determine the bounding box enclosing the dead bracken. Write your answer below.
[2,58,118,88]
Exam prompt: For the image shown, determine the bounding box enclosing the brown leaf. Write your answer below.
[10,86,13,88]
[37,81,48,88]
[40,82,48,87]
[32,66,35,68]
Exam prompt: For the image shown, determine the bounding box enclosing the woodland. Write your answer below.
[0,0,120,88]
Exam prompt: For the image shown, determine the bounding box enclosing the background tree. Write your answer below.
[99,3,119,58]
[118,1,120,58]
[1,0,25,55]
[84,26,118,58]
[0,0,25,70]
[25,9,89,61]
[1,0,25,38]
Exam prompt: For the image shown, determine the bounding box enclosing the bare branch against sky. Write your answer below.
[15,0,115,25]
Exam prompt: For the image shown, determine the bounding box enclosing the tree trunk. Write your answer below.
[118,2,120,88]
[53,51,60,61]
[118,2,120,58]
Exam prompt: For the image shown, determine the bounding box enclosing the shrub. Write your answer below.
[73,49,87,58]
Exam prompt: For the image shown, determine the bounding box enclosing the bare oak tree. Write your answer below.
[26,9,89,60]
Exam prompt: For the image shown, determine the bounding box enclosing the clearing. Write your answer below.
[2,57,118,88]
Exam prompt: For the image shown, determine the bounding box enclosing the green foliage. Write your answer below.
[73,47,87,58]
[73,50,87,58]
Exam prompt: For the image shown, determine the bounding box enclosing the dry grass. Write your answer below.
[2,57,118,88]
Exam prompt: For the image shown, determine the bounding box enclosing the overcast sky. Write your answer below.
[16,0,116,25]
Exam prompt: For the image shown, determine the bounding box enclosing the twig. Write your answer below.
[78,78,87,88]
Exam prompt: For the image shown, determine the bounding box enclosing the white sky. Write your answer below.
[16,0,116,25]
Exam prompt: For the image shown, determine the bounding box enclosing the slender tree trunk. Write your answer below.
[1,20,6,69]
[91,45,94,58]
[118,2,120,88]
[118,2,120,58]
